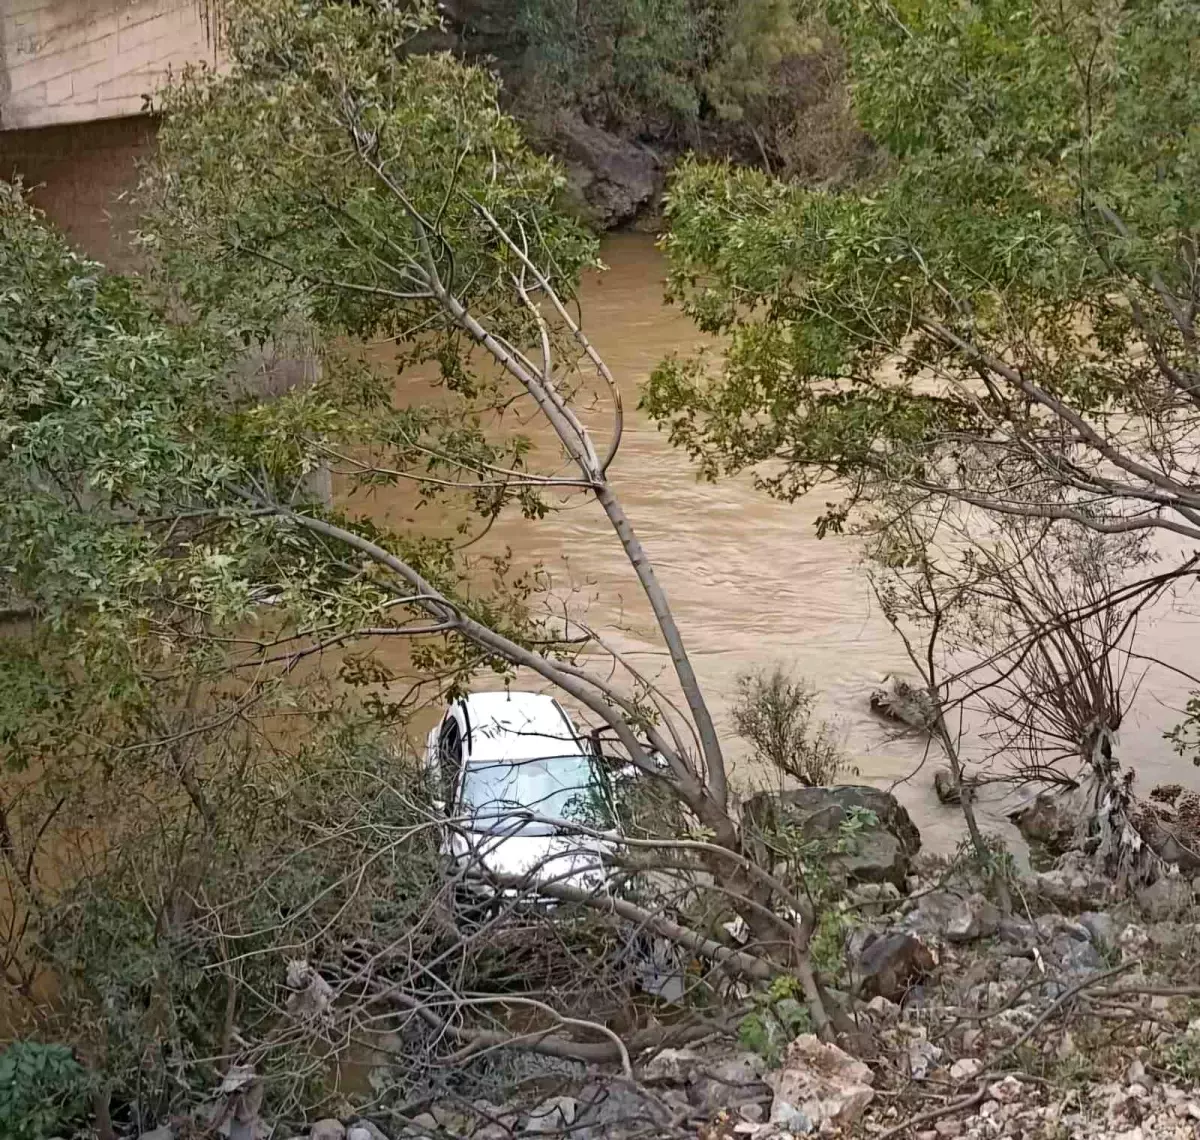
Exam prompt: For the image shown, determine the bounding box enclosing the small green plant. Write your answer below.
[736,974,813,1066]
[809,905,853,978]
[1052,1051,1100,1089]
[1162,1030,1200,1083]
[0,1042,90,1140]
[836,806,879,855]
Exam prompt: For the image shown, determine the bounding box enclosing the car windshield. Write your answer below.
[459,754,613,835]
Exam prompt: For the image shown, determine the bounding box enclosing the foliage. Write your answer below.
[0,20,573,1109]
[652,0,1200,773]
[1161,1030,1200,1084]
[732,666,850,785]
[652,0,1200,527]
[514,0,859,179]
[0,1042,89,1140]
[1166,695,1200,766]
[807,904,852,977]
[737,974,812,1065]
[1,0,852,1109]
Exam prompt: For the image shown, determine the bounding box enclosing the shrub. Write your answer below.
[732,667,850,786]
[0,1042,89,1140]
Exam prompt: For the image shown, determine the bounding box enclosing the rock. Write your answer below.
[1079,910,1118,947]
[768,1035,875,1131]
[310,1122,346,1140]
[138,1130,174,1140]
[689,1052,771,1115]
[574,1083,674,1138]
[935,1120,963,1137]
[642,1047,700,1083]
[998,916,1036,948]
[549,115,660,229]
[430,1105,467,1134]
[987,1076,1023,1103]
[1136,876,1193,920]
[933,767,962,805]
[1024,850,1113,910]
[946,893,1001,942]
[905,891,999,942]
[950,1057,982,1082]
[855,931,937,1002]
[1009,790,1079,856]
[525,1096,577,1134]
[349,1122,389,1140]
[1126,1059,1155,1093]
[1057,935,1103,974]
[404,1115,436,1135]
[866,994,900,1018]
[743,785,921,888]
[1148,921,1189,952]
[1118,923,1151,956]
[908,1038,942,1080]
[847,881,903,915]
[346,1128,375,1140]
[771,1101,814,1134]
[870,675,937,730]
[1036,913,1089,941]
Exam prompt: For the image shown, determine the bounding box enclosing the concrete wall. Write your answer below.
[1,0,217,130]
[0,113,156,266]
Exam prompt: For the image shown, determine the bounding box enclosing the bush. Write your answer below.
[0,1042,89,1140]
[732,667,850,786]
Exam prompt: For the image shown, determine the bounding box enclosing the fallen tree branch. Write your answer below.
[875,1081,989,1139]
[478,872,775,981]
[981,959,1138,1070]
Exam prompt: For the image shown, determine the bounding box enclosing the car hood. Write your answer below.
[453,830,614,891]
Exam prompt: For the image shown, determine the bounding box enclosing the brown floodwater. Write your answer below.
[358,233,1200,853]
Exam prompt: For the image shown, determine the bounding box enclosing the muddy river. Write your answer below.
[360,233,1200,852]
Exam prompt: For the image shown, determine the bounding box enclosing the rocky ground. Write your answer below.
[132,771,1200,1140]
[174,848,1200,1140]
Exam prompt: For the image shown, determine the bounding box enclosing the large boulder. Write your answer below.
[743,786,922,889]
[548,115,662,229]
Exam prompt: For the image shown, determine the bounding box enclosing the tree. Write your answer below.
[647,0,1200,796]
[648,0,1200,547]
[861,490,1179,889]
[139,0,866,1039]
[0,169,777,1131]
[1,7,862,1113]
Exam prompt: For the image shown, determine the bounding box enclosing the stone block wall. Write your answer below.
[1,0,217,130]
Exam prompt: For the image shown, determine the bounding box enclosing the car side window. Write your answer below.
[438,718,463,806]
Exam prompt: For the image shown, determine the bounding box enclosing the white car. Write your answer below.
[424,691,620,895]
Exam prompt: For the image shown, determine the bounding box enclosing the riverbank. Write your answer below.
[167,842,1200,1140]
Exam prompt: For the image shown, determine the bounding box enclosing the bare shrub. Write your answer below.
[732,668,849,786]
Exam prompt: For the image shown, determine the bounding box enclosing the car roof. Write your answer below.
[459,691,583,763]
